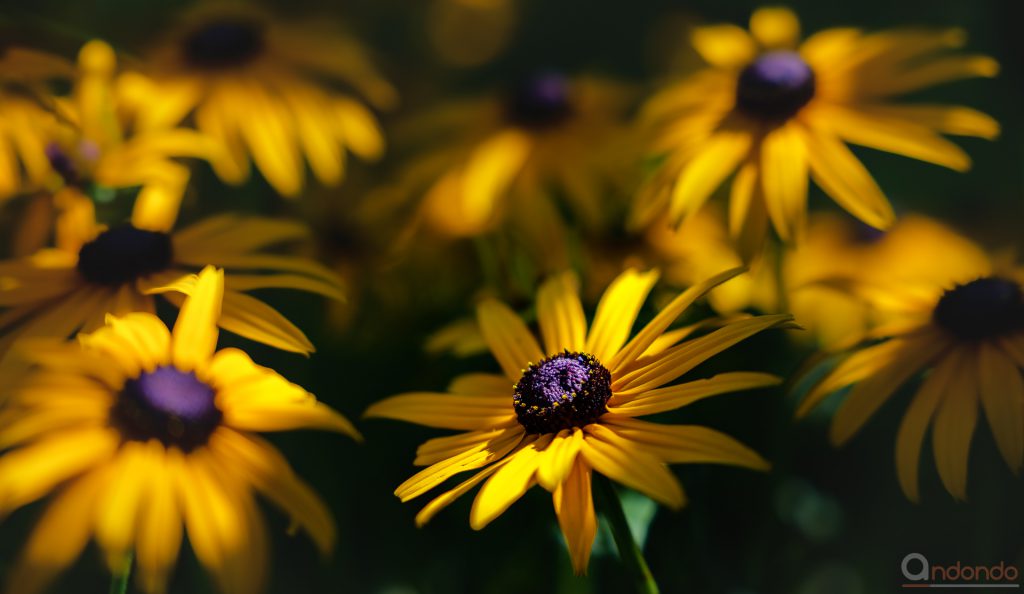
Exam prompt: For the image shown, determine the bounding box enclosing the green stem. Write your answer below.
[108,552,133,594]
[593,475,660,594]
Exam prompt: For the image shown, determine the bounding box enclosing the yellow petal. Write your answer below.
[608,371,780,416]
[932,347,979,501]
[750,7,801,49]
[171,267,223,371]
[536,272,587,354]
[977,343,1024,473]
[476,298,545,380]
[469,434,553,529]
[580,425,685,508]
[691,25,757,68]
[585,269,659,364]
[553,458,597,575]
[760,122,808,242]
[363,392,512,431]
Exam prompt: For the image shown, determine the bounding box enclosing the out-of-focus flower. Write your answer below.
[0,187,343,379]
[0,47,71,201]
[382,73,636,272]
[120,2,395,198]
[635,7,999,259]
[796,235,1021,502]
[366,268,789,573]
[643,207,989,349]
[427,0,518,67]
[46,40,224,215]
[0,267,358,594]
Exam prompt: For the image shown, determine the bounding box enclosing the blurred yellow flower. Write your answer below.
[0,267,358,594]
[635,7,999,259]
[384,74,635,271]
[0,187,343,379]
[46,40,224,215]
[120,3,395,198]
[0,47,71,201]
[645,207,990,350]
[366,268,789,573]
[796,234,1021,502]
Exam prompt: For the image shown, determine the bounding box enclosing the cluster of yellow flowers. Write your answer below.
[0,3,1015,593]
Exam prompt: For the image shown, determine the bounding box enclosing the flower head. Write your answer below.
[797,229,1022,502]
[0,188,344,381]
[366,268,791,573]
[119,3,395,197]
[0,266,358,594]
[636,7,999,258]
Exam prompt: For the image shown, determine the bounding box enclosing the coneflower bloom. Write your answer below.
[635,7,999,258]
[367,268,790,573]
[0,267,359,594]
[120,2,395,197]
[380,73,635,271]
[0,189,343,379]
[796,235,1021,502]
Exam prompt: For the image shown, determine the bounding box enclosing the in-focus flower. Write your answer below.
[0,47,73,202]
[0,266,358,594]
[635,7,999,258]
[383,73,635,271]
[120,3,395,197]
[796,234,1021,502]
[0,188,343,378]
[366,268,790,573]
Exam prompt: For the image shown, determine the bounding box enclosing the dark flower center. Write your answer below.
[77,224,173,286]
[182,19,265,69]
[111,366,221,451]
[513,350,612,434]
[735,51,815,121]
[504,72,574,129]
[933,277,1024,340]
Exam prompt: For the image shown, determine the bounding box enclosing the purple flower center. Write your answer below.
[112,366,221,450]
[933,277,1024,340]
[77,224,173,286]
[513,351,612,434]
[182,19,265,69]
[736,51,815,120]
[504,72,574,129]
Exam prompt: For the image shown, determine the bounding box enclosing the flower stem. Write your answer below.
[109,552,133,594]
[593,475,661,594]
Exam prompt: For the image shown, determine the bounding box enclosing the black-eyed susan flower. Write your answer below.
[796,233,1022,502]
[45,40,225,213]
[645,207,988,349]
[383,73,635,270]
[0,266,358,594]
[635,7,999,257]
[0,47,72,201]
[366,268,791,573]
[0,187,343,378]
[120,2,395,198]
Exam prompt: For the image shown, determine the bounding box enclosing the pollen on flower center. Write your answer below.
[513,350,612,434]
[504,72,574,129]
[735,51,816,121]
[182,18,266,69]
[112,366,221,451]
[933,277,1024,340]
[77,224,174,286]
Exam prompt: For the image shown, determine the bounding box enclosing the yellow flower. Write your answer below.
[119,2,395,198]
[0,188,343,379]
[646,206,989,349]
[46,40,225,214]
[0,47,72,200]
[635,7,999,257]
[796,235,1021,502]
[385,74,635,269]
[0,266,358,594]
[366,268,791,573]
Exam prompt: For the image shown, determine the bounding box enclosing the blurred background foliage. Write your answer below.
[0,0,1022,593]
